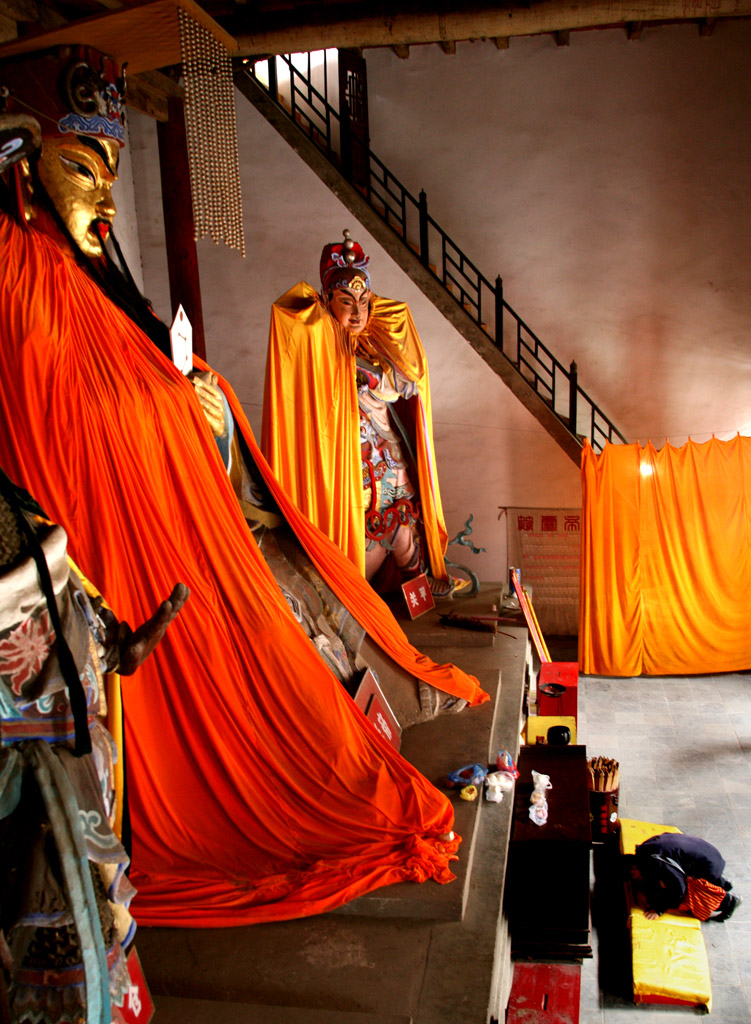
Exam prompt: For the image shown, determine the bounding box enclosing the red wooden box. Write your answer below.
[538,662,579,725]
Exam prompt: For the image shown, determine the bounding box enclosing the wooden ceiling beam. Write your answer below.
[0,0,65,32]
[626,20,644,40]
[127,69,184,122]
[439,39,456,54]
[231,1,751,56]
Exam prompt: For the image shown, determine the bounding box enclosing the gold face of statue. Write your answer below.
[328,287,371,336]
[37,136,119,258]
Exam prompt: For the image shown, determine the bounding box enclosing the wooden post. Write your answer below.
[338,49,370,189]
[495,275,504,352]
[267,53,278,102]
[569,361,578,434]
[156,96,206,361]
[418,189,429,268]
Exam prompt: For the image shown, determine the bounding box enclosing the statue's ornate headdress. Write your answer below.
[0,1,245,256]
[0,46,125,176]
[320,229,371,296]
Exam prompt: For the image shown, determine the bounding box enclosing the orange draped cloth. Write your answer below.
[0,212,487,926]
[580,438,751,676]
[262,283,450,581]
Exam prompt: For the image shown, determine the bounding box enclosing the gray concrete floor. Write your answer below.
[576,671,751,1022]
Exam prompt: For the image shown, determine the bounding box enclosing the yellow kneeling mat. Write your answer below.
[620,819,712,1012]
[619,817,683,856]
[630,907,712,1010]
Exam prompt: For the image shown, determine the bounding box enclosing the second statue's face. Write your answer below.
[328,286,371,336]
[37,135,119,258]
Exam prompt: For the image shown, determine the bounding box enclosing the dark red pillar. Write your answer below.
[156,96,206,361]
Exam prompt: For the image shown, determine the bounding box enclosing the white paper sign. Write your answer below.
[170,305,193,375]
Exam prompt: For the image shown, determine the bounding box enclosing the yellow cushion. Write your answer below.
[620,819,711,1011]
[630,908,711,1011]
[523,715,577,744]
[619,817,682,856]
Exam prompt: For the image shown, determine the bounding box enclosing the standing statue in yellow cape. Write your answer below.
[262,230,452,595]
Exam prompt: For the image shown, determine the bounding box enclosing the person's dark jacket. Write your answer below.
[634,833,725,914]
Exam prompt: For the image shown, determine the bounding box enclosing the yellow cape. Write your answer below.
[262,283,449,582]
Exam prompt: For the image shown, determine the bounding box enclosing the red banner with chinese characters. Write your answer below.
[504,507,581,635]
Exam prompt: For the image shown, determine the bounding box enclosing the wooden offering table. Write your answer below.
[506,745,592,961]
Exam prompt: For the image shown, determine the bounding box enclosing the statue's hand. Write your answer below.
[117,583,190,676]
[189,370,226,437]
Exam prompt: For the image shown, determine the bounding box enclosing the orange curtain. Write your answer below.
[0,213,482,926]
[580,438,751,675]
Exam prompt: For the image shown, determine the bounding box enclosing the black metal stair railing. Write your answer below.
[238,52,626,453]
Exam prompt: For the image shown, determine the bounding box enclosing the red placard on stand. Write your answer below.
[401,573,435,619]
[354,668,402,750]
[111,948,154,1024]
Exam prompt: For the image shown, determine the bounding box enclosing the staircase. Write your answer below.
[233,51,626,463]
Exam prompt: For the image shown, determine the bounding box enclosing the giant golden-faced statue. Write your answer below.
[1,46,125,230]
[37,134,119,256]
[0,40,487,970]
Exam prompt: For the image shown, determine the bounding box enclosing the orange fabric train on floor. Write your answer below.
[0,212,487,926]
[580,438,751,676]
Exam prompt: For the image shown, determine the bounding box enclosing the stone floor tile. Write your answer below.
[587,739,620,752]
[666,813,703,834]
[643,726,678,744]
[705,984,751,1021]
[701,821,743,848]
[715,757,751,778]
[687,767,724,795]
[696,801,735,826]
[732,816,751,840]
[614,710,646,725]
[652,791,696,811]
[581,670,749,1024]
[616,745,653,766]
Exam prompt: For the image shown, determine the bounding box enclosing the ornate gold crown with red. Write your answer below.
[0,45,125,146]
[320,228,371,295]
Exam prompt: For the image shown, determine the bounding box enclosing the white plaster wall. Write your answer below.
[125,19,751,582]
[128,105,575,582]
[110,122,144,294]
[366,21,751,445]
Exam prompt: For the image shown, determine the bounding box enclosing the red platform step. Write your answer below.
[506,962,580,1024]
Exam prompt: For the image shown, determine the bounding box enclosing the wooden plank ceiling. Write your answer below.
[1,1,749,116]
[2,0,751,55]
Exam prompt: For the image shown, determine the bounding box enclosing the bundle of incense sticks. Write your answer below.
[587,756,619,792]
